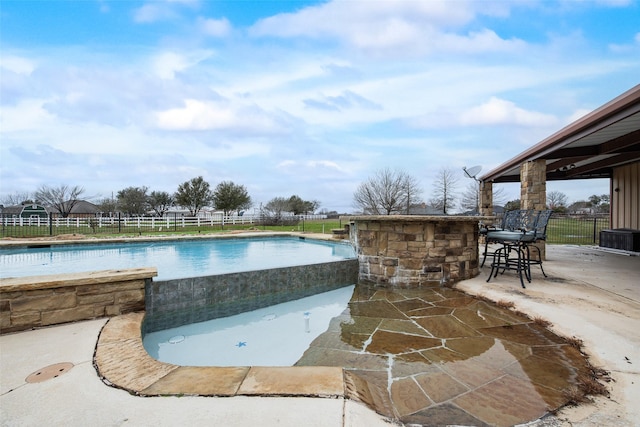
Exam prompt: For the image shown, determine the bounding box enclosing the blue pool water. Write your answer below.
[0,237,356,280]
[143,285,354,366]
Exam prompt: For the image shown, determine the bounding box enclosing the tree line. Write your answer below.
[505,191,610,214]
[1,177,320,220]
[352,167,505,215]
[3,169,609,219]
[352,167,609,215]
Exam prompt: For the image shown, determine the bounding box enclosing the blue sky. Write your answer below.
[1,0,639,213]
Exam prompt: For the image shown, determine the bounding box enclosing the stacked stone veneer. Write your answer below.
[521,160,547,211]
[0,268,156,334]
[349,216,484,287]
[521,159,547,260]
[143,259,358,333]
[480,181,493,217]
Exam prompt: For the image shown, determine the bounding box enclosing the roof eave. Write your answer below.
[479,84,640,183]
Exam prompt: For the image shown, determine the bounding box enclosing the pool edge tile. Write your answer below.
[95,312,179,392]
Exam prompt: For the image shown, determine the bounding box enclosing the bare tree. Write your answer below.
[1,191,34,206]
[460,182,481,213]
[261,196,297,225]
[547,191,568,211]
[430,167,458,214]
[175,176,213,216]
[353,168,422,215]
[96,197,118,214]
[35,184,85,217]
[460,183,508,213]
[492,186,508,207]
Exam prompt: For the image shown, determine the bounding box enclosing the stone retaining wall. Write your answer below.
[0,268,157,334]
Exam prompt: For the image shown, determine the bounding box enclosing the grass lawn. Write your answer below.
[546,216,609,245]
[3,216,609,245]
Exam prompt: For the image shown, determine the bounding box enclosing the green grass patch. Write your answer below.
[4,216,609,245]
[546,216,609,245]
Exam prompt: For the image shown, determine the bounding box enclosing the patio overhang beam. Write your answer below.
[539,128,640,159]
[564,152,640,177]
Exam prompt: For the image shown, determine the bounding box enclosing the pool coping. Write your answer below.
[0,267,158,292]
[94,311,348,398]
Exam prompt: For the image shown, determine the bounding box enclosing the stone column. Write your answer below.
[480,181,493,217]
[520,160,547,260]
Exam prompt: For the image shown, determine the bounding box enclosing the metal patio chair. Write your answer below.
[479,209,521,267]
[524,209,553,278]
[485,209,541,288]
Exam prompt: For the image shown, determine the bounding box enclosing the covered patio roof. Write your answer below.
[480,84,640,183]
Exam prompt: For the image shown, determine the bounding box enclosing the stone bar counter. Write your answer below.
[347,215,492,287]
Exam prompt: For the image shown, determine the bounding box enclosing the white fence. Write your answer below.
[2,213,328,230]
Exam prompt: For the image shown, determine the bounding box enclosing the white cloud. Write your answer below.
[133,0,199,23]
[303,90,382,112]
[249,0,523,56]
[593,0,632,5]
[438,29,527,53]
[609,32,640,53]
[198,17,232,37]
[0,99,56,132]
[276,160,296,168]
[251,0,476,38]
[154,99,285,135]
[133,3,175,23]
[1,55,36,75]
[276,159,351,179]
[151,50,213,79]
[308,160,345,172]
[156,99,236,130]
[459,97,559,127]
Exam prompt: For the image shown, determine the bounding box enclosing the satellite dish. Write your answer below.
[463,165,482,179]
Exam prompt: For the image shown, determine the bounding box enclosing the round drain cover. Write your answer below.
[169,335,185,344]
[26,362,74,383]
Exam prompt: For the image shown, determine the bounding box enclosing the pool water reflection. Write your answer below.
[296,286,591,426]
[0,236,356,280]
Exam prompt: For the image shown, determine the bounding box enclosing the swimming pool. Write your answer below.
[144,285,355,366]
[0,236,356,281]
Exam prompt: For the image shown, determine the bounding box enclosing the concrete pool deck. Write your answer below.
[1,242,639,426]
